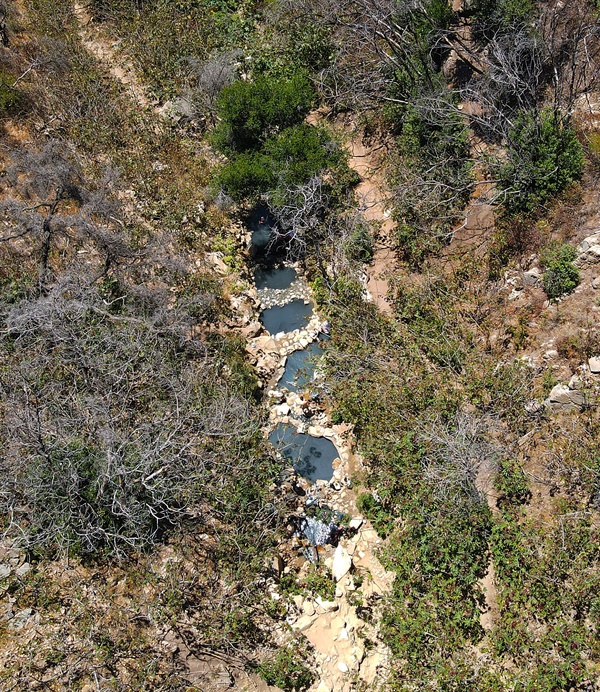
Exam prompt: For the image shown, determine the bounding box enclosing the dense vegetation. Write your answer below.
[1,0,600,689]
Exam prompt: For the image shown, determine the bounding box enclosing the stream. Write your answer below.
[248,209,337,484]
[245,208,393,691]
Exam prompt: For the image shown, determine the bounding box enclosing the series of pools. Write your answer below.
[249,210,338,483]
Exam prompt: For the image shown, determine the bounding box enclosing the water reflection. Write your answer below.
[269,423,337,482]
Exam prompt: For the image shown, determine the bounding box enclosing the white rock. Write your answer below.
[276,403,290,416]
[292,614,316,631]
[315,596,339,613]
[337,662,349,673]
[580,233,600,251]
[575,244,600,266]
[523,267,542,285]
[303,600,315,617]
[14,563,30,577]
[349,518,364,530]
[589,357,600,374]
[546,384,585,411]
[332,545,352,582]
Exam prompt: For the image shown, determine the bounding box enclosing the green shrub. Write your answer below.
[0,70,23,115]
[494,459,531,506]
[343,220,374,262]
[499,109,584,216]
[257,646,315,691]
[263,124,343,187]
[217,123,347,202]
[540,243,580,300]
[212,73,315,153]
[216,151,274,201]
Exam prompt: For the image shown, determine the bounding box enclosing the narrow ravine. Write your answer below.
[244,209,394,692]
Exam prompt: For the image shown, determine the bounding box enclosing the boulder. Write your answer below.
[523,267,542,286]
[332,545,352,582]
[158,96,195,124]
[303,600,315,617]
[546,384,585,411]
[589,357,600,374]
[14,563,30,577]
[272,554,284,578]
[275,403,290,416]
[314,596,339,613]
[292,614,316,631]
[579,232,600,251]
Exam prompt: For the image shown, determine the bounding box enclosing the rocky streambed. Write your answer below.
[242,209,394,692]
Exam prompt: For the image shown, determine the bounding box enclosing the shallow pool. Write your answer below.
[254,266,297,291]
[269,423,338,482]
[278,341,324,392]
[259,299,313,335]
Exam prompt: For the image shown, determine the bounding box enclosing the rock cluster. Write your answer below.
[279,520,393,692]
[258,280,312,310]
[576,231,600,266]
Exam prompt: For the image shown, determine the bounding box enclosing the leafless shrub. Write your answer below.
[0,278,259,558]
[420,412,501,504]
[185,51,241,125]
[268,175,330,262]
[0,142,134,291]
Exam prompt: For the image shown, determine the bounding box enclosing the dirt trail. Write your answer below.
[475,461,501,633]
[346,132,396,314]
[73,3,153,110]
[345,121,503,642]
